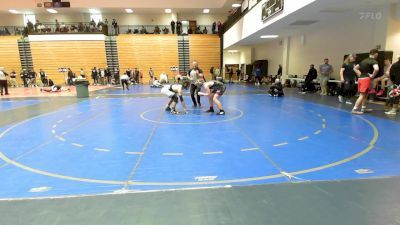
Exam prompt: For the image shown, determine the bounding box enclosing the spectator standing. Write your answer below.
[203,27,208,34]
[134,68,140,84]
[176,21,182,35]
[67,68,74,85]
[170,20,176,34]
[55,19,60,32]
[318,58,334,95]
[112,19,118,35]
[80,68,86,78]
[114,67,120,84]
[385,55,400,115]
[338,53,357,104]
[352,49,380,115]
[149,68,155,84]
[39,69,47,86]
[29,70,37,87]
[105,68,112,85]
[20,69,29,87]
[210,66,215,80]
[9,70,17,87]
[277,64,283,79]
[0,67,9,95]
[254,66,262,85]
[236,67,241,82]
[91,67,98,85]
[212,22,217,34]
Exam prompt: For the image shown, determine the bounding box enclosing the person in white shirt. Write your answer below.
[120,73,130,90]
[0,67,9,95]
[160,72,168,84]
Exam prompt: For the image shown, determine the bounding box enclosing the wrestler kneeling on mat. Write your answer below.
[161,78,190,114]
[198,80,226,115]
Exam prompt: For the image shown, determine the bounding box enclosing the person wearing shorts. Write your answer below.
[161,78,190,114]
[352,49,380,115]
[385,55,400,115]
[370,59,392,96]
[199,80,226,115]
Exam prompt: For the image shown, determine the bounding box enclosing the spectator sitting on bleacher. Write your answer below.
[300,64,318,94]
[154,26,161,34]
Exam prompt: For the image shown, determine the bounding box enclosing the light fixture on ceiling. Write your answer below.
[260,35,279,39]
[9,9,20,14]
[165,8,172,13]
[203,9,210,13]
[46,9,58,14]
[227,50,239,53]
[232,3,241,8]
[89,9,100,14]
[125,9,133,13]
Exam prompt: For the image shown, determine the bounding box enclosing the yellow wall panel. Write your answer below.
[117,34,179,83]
[0,36,22,81]
[30,40,107,84]
[189,34,221,80]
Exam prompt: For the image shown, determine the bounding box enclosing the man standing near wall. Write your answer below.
[170,20,176,34]
[318,58,333,95]
[352,49,380,115]
[0,67,9,96]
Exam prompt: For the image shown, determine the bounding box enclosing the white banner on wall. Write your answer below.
[248,0,258,10]
[242,0,249,12]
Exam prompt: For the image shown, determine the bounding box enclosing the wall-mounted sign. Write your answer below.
[248,0,260,10]
[241,0,249,12]
[262,0,284,22]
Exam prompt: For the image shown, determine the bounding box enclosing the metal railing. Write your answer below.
[118,25,216,35]
[1,22,219,36]
[0,26,25,36]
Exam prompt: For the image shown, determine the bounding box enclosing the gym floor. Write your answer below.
[0,84,399,225]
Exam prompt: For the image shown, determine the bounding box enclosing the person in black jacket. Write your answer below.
[269,79,284,97]
[91,67,98,85]
[385,56,400,115]
[170,20,175,34]
[300,64,318,93]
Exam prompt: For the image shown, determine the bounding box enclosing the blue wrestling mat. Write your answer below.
[0,89,399,199]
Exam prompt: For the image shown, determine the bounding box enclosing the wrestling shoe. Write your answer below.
[361,107,373,113]
[165,107,171,112]
[385,110,397,115]
[171,110,179,115]
[376,90,384,96]
[205,108,215,113]
[351,109,364,115]
[345,100,353,105]
[338,95,344,103]
[369,89,377,94]
[217,110,225,115]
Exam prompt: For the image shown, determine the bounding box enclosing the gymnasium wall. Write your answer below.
[117,34,179,83]
[0,36,22,82]
[250,9,391,80]
[30,40,107,84]
[385,4,400,60]
[189,34,221,80]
